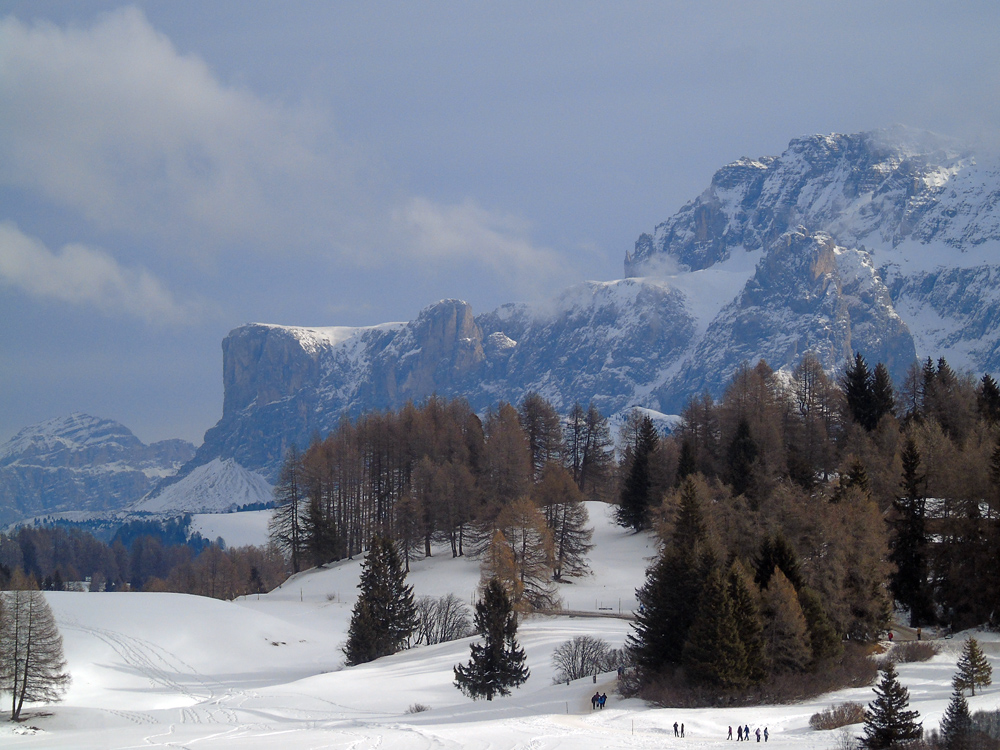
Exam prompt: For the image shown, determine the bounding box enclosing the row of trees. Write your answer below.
[270,396,608,611]
[0,523,287,600]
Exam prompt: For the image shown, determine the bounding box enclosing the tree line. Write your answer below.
[0,520,286,600]
[620,353,1000,702]
[269,395,612,611]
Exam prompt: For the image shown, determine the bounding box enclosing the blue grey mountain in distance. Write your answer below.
[32,126,1000,517]
[170,127,1000,487]
[0,413,195,525]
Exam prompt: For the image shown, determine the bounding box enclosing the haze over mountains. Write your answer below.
[5,127,1000,519]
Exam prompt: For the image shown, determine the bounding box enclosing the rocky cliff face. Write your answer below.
[168,127,1000,484]
[0,413,195,524]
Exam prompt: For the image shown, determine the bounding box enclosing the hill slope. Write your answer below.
[6,502,997,749]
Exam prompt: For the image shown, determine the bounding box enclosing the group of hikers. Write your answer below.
[590,691,607,709]
[728,724,768,742]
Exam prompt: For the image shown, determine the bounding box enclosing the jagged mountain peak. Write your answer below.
[627,127,989,277]
[0,412,145,465]
[135,126,1000,486]
[0,413,196,524]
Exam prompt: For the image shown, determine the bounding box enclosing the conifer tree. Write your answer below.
[754,534,804,591]
[454,577,529,701]
[728,559,766,684]
[861,662,922,749]
[616,416,660,531]
[844,352,876,431]
[343,536,418,666]
[480,529,524,606]
[495,498,558,611]
[889,437,933,626]
[761,568,811,674]
[532,464,593,580]
[797,586,842,664]
[978,374,1000,425]
[627,477,714,674]
[676,439,697,485]
[269,446,306,573]
[939,690,973,750]
[871,363,897,426]
[953,638,993,696]
[727,417,759,498]
[682,567,747,689]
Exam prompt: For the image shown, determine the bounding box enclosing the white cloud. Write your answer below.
[393,197,572,299]
[0,8,363,252]
[0,8,584,304]
[0,222,199,323]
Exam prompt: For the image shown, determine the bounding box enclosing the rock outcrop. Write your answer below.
[165,127,1000,484]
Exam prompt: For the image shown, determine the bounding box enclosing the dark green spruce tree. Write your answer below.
[871,362,896,426]
[889,436,933,626]
[681,566,747,689]
[939,690,973,750]
[861,661,923,749]
[343,535,418,666]
[616,416,660,531]
[844,352,876,431]
[454,577,529,700]
[978,373,1000,425]
[627,477,715,676]
[726,417,759,499]
[728,559,766,684]
[754,534,804,591]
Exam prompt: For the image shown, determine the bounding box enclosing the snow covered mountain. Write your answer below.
[170,127,1000,482]
[0,413,194,524]
[131,457,272,514]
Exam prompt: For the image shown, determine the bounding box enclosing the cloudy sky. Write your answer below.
[1,1,998,446]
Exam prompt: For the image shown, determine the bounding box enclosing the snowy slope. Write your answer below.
[131,457,273,514]
[3,502,998,750]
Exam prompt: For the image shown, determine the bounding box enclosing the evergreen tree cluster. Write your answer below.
[627,352,1000,640]
[627,478,848,694]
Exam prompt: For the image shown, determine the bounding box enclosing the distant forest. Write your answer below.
[0,515,286,598]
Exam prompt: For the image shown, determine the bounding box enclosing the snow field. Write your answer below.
[2,503,998,749]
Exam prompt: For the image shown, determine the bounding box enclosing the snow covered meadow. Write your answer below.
[3,503,997,749]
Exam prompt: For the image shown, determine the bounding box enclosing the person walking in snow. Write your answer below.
[744,724,750,740]
[763,727,769,742]
[737,726,743,741]
[674,722,679,737]
[591,691,599,709]
[681,723,685,737]
[728,726,733,740]
[599,693,606,709]
[756,728,761,742]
